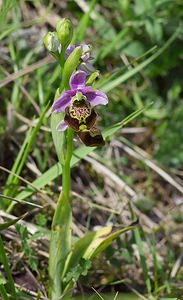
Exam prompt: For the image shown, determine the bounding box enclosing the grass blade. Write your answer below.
[74,0,97,42]
[134,228,152,295]
[0,0,17,32]
[0,236,17,300]
[0,284,9,300]
[3,102,50,211]
[0,213,27,231]
[100,29,180,93]
[99,27,129,60]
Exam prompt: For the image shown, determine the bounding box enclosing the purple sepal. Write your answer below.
[83,89,108,106]
[56,120,68,131]
[52,91,74,113]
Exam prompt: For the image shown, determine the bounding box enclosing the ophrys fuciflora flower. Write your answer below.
[52,70,108,146]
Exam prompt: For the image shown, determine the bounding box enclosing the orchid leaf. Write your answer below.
[49,198,72,298]
[83,225,135,259]
[62,230,96,280]
[51,112,65,165]
[62,225,134,292]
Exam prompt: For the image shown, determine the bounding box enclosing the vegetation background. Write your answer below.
[0,0,183,299]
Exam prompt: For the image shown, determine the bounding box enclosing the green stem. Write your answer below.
[58,49,65,70]
[62,128,73,202]
[0,285,9,300]
[58,47,67,92]
[49,128,73,300]
[0,235,17,300]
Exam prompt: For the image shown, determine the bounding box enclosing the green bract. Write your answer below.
[61,46,82,90]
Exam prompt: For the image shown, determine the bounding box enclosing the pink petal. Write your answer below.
[78,86,91,93]
[83,89,108,106]
[56,120,68,131]
[69,70,87,90]
[52,91,74,113]
[65,45,74,59]
[78,62,95,74]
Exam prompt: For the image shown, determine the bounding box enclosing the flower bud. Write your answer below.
[43,32,61,54]
[56,18,73,49]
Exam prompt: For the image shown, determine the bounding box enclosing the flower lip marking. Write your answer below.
[65,105,97,132]
[69,92,91,123]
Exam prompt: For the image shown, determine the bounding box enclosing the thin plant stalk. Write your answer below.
[0,285,9,300]
[49,128,73,300]
[0,235,17,300]
[62,128,73,202]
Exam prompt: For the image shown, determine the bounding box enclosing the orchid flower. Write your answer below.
[52,70,108,146]
[65,44,95,74]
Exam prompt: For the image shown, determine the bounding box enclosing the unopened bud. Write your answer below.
[43,32,61,54]
[56,19,73,49]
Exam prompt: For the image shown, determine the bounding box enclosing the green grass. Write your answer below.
[67,293,141,300]
[0,0,183,299]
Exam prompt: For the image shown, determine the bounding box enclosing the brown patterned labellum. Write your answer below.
[77,127,105,147]
[64,95,97,132]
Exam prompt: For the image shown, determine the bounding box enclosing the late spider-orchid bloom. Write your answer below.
[52,70,108,146]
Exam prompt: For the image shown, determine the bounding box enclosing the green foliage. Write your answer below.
[0,0,18,31]
[16,224,38,273]
[64,258,92,283]
[0,272,7,285]
[0,236,17,300]
[35,213,47,226]
[155,102,183,167]
[61,46,81,90]
[51,111,65,165]
[0,214,26,231]
[62,225,134,294]
[0,271,8,300]
[74,0,97,42]
[0,0,183,299]
[3,102,50,211]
